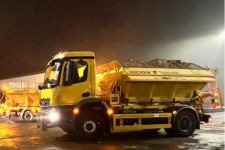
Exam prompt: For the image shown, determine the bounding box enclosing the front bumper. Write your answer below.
[37,106,75,131]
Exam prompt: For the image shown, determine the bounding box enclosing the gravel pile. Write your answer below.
[117,59,202,69]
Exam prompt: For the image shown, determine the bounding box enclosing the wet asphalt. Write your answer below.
[0,112,224,150]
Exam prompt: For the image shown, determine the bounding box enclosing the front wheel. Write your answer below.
[75,112,105,140]
[61,126,76,134]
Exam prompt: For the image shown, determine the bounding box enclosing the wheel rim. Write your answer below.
[25,114,32,121]
[83,121,96,133]
[180,116,192,132]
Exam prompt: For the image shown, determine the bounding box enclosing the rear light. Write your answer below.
[212,102,216,109]
[209,115,212,118]
[200,121,204,124]
[210,76,214,78]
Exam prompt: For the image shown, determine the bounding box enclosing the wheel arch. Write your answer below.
[20,108,31,119]
[164,106,200,129]
[73,98,110,133]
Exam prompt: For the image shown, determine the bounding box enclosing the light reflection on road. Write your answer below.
[0,119,224,150]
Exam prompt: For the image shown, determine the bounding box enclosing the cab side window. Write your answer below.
[63,60,88,84]
[76,60,88,82]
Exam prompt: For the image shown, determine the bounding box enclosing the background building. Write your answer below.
[0,73,44,92]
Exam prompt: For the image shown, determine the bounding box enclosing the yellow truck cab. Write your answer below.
[37,51,221,140]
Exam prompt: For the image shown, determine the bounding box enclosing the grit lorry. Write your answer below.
[0,82,41,121]
[37,51,222,139]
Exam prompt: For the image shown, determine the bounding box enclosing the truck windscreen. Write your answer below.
[43,62,62,88]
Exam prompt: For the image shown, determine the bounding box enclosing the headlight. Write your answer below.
[49,112,59,122]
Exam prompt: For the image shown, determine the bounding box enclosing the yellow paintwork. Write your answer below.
[0,88,41,115]
[113,124,172,130]
[4,89,40,107]
[42,52,216,107]
[39,51,223,132]
[113,113,172,118]
[112,113,172,130]
[42,52,97,106]
[123,105,167,110]
[124,67,214,77]
[40,88,53,101]
[58,59,92,106]
[41,51,215,107]
[96,61,215,104]
[125,75,215,82]
[0,105,40,115]
[0,105,7,114]
[48,51,95,66]
[6,89,40,94]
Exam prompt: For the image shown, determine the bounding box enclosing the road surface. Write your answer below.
[0,112,224,150]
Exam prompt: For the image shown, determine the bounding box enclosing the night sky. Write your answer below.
[0,0,224,79]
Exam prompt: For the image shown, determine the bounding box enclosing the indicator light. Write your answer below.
[107,109,113,115]
[73,108,79,114]
[2,86,7,90]
[172,110,177,115]
[31,108,36,112]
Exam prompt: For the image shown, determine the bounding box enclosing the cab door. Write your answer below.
[59,59,92,105]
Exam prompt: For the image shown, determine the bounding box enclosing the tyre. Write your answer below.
[168,110,197,137]
[75,112,105,140]
[40,113,47,131]
[61,126,76,134]
[23,111,34,121]
[164,128,175,136]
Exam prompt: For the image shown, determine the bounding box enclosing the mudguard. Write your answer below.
[72,98,110,133]
[163,105,200,129]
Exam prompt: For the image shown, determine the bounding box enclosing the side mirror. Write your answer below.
[64,60,74,85]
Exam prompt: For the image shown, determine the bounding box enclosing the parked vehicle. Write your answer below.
[0,82,41,121]
[37,51,222,139]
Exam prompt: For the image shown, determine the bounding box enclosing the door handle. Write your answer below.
[82,92,90,97]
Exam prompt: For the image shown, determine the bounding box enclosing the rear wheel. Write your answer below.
[165,110,197,137]
[75,112,105,140]
[23,111,34,121]
[164,128,174,136]
[174,111,197,137]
